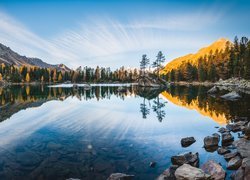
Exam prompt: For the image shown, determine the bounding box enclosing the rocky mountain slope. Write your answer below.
[163,38,231,73]
[0,43,71,71]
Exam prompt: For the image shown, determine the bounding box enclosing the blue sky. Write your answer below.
[0,0,250,69]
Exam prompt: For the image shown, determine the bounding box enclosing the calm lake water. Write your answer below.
[0,85,249,180]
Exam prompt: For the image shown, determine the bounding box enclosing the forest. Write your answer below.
[163,36,250,82]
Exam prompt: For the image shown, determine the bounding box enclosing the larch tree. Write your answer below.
[26,72,30,82]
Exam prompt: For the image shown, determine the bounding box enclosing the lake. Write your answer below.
[0,85,249,179]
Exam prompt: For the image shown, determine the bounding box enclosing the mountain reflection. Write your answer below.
[0,85,249,124]
[161,85,250,124]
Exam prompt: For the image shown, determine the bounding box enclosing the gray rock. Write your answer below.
[171,152,199,167]
[221,91,241,101]
[217,147,230,155]
[207,86,219,94]
[226,123,242,132]
[204,135,219,148]
[218,127,229,133]
[201,160,226,180]
[175,164,210,180]
[227,156,242,170]
[233,138,250,158]
[157,165,178,180]
[107,173,134,180]
[224,152,238,161]
[212,133,220,141]
[244,122,250,137]
[181,137,196,147]
[222,132,234,144]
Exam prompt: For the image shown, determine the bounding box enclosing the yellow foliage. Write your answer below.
[26,73,30,82]
[0,73,2,81]
[58,73,62,82]
[162,38,231,74]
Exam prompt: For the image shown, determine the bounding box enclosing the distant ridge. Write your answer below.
[163,38,231,73]
[0,43,71,71]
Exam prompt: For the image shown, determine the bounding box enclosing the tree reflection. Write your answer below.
[152,96,167,122]
[140,98,150,119]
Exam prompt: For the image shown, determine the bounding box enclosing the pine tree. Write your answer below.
[140,54,150,77]
[152,51,165,79]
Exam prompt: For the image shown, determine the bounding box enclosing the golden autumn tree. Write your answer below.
[0,73,2,81]
[58,73,63,82]
[26,73,30,82]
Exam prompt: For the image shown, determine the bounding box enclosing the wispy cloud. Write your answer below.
[0,10,222,68]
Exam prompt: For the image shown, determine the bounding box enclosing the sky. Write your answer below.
[0,0,250,69]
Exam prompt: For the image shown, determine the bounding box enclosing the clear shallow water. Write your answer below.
[0,85,249,179]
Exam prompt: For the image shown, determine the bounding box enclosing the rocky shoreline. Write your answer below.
[104,116,250,180]
[156,116,250,180]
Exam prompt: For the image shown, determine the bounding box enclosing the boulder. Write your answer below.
[207,86,219,94]
[226,123,242,132]
[201,160,226,180]
[224,152,238,161]
[171,152,199,167]
[233,138,250,158]
[175,164,210,180]
[244,122,250,137]
[204,135,219,148]
[222,132,234,144]
[157,165,178,180]
[218,127,229,133]
[212,133,220,140]
[107,173,134,180]
[181,137,196,147]
[227,156,242,170]
[221,91,241,101]
[217,147,230,155]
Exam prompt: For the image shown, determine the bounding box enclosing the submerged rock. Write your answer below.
[181,137,196,147]
[175,164,210,180]
[227,156,242,170]
[149,161,156,168]
[201,160,226,180]
[171,152,199,167]
[221,91,241,101]
[107,173,134,180]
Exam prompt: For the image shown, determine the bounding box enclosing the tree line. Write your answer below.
[163,36,250,82]
[0,64,141,83]
[0,51,166,84]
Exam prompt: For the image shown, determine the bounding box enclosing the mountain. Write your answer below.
[0,43,71,71]
[163,38,231,73]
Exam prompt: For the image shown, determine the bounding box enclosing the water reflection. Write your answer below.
[161,85,250,124]
[0,85,249,179]
[1,85,249,124]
